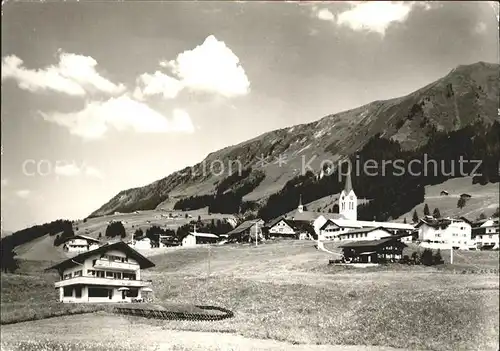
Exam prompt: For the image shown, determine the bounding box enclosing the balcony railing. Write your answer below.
[55,276,152,288]
[93,259,139,271]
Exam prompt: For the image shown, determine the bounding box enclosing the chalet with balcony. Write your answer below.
[47,241,155,303]
[472,218,499,250]
[61,235,101,253]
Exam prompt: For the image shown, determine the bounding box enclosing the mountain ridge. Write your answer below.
[90,61,499,218]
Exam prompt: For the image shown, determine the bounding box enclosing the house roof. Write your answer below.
[416,216,471,229]
[227,219,263,235]
[339,237,408,249]
[319,218,363,230]
[319,219,413,231]
[284,210,323,222]
[61,234,100,244]
[46,241,155,271]
[355,220,414,230]
[266,216,287,228]
[337,227,390,236]
[188,232,219,238]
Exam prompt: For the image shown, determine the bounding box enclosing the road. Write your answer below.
[0,313,409,351]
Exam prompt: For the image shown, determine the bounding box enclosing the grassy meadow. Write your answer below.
[1,240,499,350]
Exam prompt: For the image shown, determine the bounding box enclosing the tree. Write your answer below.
[0,240,18,273]
[457,197,467,209]
[134,229,144,239]
[105,221,126,238]
[423,204,430,216]
[433,249,444,265]
[493,207,499,218]
[120,231,126,239]
[198,215,202,222]
[185,213,189,219]
[403,217,407,224]
[421,248,434,266]
[433,208,441,218]
[98,232,102,239]
[412,210,419,223]
[83,218,87,223]
[410,251,420,265]
[477,212,487,221]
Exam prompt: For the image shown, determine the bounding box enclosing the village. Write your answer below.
[49,173,499,304]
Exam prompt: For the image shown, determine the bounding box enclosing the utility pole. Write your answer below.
[255,221,259,247]
[450,244,453,264]
[207,244,211,278]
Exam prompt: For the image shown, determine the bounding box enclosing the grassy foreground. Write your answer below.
[1,240,499,350]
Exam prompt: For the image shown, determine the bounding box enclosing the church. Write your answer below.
[281,171,414,240]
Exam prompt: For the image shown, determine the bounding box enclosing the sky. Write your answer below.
[1,1,498,232]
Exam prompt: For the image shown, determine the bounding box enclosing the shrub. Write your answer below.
[421,248,434,266]
[433,249,444,265]
[410,251,420,265]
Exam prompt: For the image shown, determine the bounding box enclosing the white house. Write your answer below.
[266,217,316,239]
[182,232,219,247]
[61,235,101,253]
[472,218,499,250]
[47,241,155,303]
[319,219,362,240]
[319,218,414,241]
[416,217,473,250]
[267,218,296,237]
[336,227,394,242]
[129,237,152,250]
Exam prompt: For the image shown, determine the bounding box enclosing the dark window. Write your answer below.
[63,287,73,297]
[88,287,110,298]
[75,286,82,298]
[127,288,139,298]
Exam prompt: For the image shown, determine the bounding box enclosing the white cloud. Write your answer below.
[336,1,415,35]
[317,8,335,22]
[1,51,125,96]
[133,71,183,100]
[40,95,194,139]
[139,35,250,99]
[15,189,31,199]
[169,35,250,97]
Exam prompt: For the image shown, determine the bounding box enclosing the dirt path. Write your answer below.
[0,313,409,351]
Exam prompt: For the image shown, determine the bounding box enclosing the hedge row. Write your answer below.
[113,305,234,321]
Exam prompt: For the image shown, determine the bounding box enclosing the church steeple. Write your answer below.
[339,170,357,220]
[298,194,304,213]
[344,170,353,194]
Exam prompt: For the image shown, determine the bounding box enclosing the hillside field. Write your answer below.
[1,240,498,351]
[396,177,499,222]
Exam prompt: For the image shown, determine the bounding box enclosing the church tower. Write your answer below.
[298,194,304,213]
[339,171,357,220]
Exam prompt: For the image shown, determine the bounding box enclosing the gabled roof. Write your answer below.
[416,216,471,229]
[319,218,363,230]
[339,237,408,249]
[188,232,219,238]
[227,219,263,235]
[285,210,322,222]
[337,226,390,236]
[266,216,287,228]
[61,234,100,244]
[46,241,155,271]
